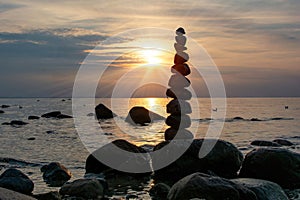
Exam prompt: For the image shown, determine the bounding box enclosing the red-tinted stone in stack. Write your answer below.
[165,27,194,141]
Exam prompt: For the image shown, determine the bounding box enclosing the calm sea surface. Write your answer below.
[0,98,299,198]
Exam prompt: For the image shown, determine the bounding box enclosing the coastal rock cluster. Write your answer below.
[165,27,193,141]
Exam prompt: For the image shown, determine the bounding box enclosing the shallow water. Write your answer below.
[0,98,299,199]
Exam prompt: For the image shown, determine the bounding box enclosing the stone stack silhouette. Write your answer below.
[164,27,194,141]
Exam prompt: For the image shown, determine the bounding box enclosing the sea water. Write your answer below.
[0,98,299,198]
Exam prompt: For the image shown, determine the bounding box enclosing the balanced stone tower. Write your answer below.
[164,27,194,141]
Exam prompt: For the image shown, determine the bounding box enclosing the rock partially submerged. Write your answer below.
[167,173,257,200]
[231,178,288,200]
[239,148,300,188]
[0,110,4,114]
[41,162,71,187]
[28,116,40,120]
[86,139,151,177]
[250,140,281,147]
[59,179,104,199]
[0,187,36,200]
[2,120,29,126]
[95,103,117,119]
[0,168,34,194]
[41,111,72,119]
[273,139,294,146]
[153,139,243,182]
[125,106,164,125]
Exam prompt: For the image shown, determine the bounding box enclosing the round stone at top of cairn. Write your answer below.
[165,27,193,141]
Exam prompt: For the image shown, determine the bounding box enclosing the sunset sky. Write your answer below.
[0,0,299,97]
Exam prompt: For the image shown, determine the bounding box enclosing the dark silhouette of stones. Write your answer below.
[250,140,281,147]
[56,114,72,119]
[28,116,40,120]
[85,139,151,176]
[60,179,104,199]
[231,178,288,200]
[166,88,192,100]
[176,27,186,35]
[41,162,71,187]
[174,52,189,64]
[165,114,191,129]
[125,106,164,125]
[0,187,36,200]
[273,139,294,146]
[0,168,34,194]
[27,137,36,140]
[149,183,170,200]
[2,122,11,125]
[41,111,61,118]
[239,148,300,188]
[153,139,243,182]
[168,74,191,88]
[95,103,117,119]
[0,110,4,114]
[164,128,194,141]
[167,173,257,200]
[171,64,191,76]
[167,99,192,115]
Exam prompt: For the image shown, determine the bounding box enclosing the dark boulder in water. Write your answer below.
[167,173,257,200]
[125,106,164,125]
[2,120,29,126]
[56,114,72,119]
[28,116,40,120]
[85,139,151,176]
[0,168,34,194]
[60,178,105,199]
[250,140,281,147]
[250,118,263,121]
[95,103,117,119]
[41,162,71,187]
[233,116,244,120]
[153,139,243,182]
[239,148,300,188]
[1,105,10,108]
[0,110,4,114]
[41,111,61,118]
[231,178,288,200]
[273,139,294,146]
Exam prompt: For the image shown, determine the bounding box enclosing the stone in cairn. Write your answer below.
[165,27,193,141]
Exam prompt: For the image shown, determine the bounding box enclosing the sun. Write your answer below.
[140,49,162,65]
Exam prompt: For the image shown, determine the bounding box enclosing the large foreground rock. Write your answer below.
[125,106,164,125]
[60,179,104,199]
[231,178,288,200]
[95,103,117,119]
[153,139,243,182]
[41,162,71,187]
[0,187,36,200]
[0,168,34,194]
[85,139,151,176]
[167,173,257,200]
[239,148,300,188]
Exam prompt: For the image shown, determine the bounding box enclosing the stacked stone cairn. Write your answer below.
[164,27,194,141]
